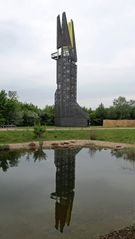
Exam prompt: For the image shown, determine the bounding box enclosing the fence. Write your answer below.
[103,120,135,127]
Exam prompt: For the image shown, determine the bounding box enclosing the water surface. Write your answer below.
[0,147,135,239]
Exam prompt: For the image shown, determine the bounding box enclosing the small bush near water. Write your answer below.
[33,124,46,139]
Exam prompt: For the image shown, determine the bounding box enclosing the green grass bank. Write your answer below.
[0,128,135,144]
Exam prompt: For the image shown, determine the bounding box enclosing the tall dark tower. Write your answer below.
[51,12,88,126]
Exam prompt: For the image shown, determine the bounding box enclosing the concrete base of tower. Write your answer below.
[55,117,89,127]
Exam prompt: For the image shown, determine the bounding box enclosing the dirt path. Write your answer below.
[1,127,135,131]
[4,139,135,150]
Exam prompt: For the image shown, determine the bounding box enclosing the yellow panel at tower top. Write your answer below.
[68,21,74,48]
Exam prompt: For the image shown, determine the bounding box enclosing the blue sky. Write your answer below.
[0,0,135,109]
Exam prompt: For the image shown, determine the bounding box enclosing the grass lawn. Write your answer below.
[93,128,135,144]
[0,128,135,144]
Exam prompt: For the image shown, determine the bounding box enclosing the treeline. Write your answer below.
[83,96,135,125]
[0,90,135,126]
[0,90,54,126]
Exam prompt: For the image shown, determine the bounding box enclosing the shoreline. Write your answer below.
[97,225,135,239]
[1,139,135,150]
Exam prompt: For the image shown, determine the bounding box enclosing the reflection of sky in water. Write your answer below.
[0,148,135,239]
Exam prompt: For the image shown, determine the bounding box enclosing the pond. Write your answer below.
[0,147,135,239]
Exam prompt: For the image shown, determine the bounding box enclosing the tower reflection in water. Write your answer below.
[51,148,80,233]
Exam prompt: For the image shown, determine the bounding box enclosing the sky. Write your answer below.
[0,0,135,109]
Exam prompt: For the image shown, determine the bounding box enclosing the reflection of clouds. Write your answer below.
[121,166,135,172]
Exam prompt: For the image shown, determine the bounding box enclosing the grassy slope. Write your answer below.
[0,128,135,144]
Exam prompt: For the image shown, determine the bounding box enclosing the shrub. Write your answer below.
[34,123,46,139]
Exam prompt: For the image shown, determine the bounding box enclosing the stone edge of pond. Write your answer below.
[0,140,135,151]
[97,224,135,239]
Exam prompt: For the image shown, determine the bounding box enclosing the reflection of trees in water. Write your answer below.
[0,147,47,172]
[111,149,135,162]
[0,150,23,172]
[33,142,47,162]
[111,148,135,170]
[26,146,47,162]
[33,148,47,162]
[88,146,102,159]
[88,146,135,163]
[51,148,81,233]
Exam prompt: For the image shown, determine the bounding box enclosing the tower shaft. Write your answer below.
[52,12,88,126]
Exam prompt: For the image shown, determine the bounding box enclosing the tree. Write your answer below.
[4,99,19,124]
[40,105,54,125]
[113,96,130,119]
[33,123,46,139]
[0,90,7,124]
[128,100,135,119]
[23,110,39,126]
[95,103,107,125]
[106,106,117,119]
